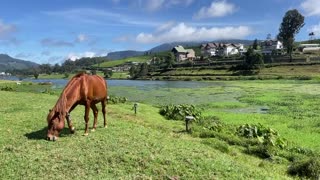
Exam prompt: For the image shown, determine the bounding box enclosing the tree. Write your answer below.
[33,68,39,79]
[103,69,113,78]
[244,47,264,70]
[277,9,304,61]
[252,39,259,50]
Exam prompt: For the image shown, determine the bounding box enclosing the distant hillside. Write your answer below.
[105,40,254,60]
[0,54,39,72]
[106,50,145,60]
[148,40,254,53]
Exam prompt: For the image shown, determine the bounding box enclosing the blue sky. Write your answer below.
[0,0,320,64]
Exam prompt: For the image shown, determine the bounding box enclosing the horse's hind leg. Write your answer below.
[102,99,107,128]
[91,103,98,131]
[83,103,90,136]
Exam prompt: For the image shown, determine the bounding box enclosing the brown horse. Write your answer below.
[46,72,108,141]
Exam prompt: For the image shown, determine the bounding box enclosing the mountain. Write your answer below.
[106,50,145,60]
[0,54,39,72]
[148,40,254,53]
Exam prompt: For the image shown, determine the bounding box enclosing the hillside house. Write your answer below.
[260,40,283,55]
[171,46,195,62]
[201,43,244,57]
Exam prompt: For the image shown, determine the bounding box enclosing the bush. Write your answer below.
[159,104,202,121]
[0,86,14,91]
[108,96,127,104]
[288,158,320,179]
[245,145,278,159]
[197,116,223,132]
[236,123,286,148]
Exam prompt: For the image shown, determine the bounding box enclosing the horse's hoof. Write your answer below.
[91,129,96,132]
[104,125,108,128]
[70,127,75,134]
[83,133,89,136]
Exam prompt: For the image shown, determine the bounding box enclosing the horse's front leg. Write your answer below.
[66,104,77,134]
[90,104,98,131]
[66,113,75,134]
[83,103,90,136]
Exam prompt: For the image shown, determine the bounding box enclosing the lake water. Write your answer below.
[15,78,237,105]
[1,76,266,113]
[20,78,224,89]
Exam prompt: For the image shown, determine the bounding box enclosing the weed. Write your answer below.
[288,157,320,179]
[159,104,202,121]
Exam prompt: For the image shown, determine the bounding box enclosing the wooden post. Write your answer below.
[185,116,194,133]
[133,103,138,114]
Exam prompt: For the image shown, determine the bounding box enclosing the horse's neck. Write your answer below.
[63,84,80,112]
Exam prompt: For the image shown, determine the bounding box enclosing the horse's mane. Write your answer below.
[53,72,87,114]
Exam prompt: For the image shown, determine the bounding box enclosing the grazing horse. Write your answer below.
[46,72,108,141]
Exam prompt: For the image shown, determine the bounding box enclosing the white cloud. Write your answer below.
[41,38,74,47]
[141,0,194,11]
[145,0,165,11]
[156,21,176,32]
[66,50,109,61]
[0,19,17,39]
[76,34,88,43]
[167,0,193,6]
[308,23,320,36]
[67,52,95,61]
[301,0,320,16]
[193,0,237,19]
[135,22,252,44]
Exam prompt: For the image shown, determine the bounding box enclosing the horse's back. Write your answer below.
[85,74,107,100]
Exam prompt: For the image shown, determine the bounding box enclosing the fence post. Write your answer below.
[185,116,194,133]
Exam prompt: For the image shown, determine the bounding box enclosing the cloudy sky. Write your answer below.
[0,0,320,64]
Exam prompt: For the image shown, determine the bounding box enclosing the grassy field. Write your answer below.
[1,79,320,179]
[95,56,151,68]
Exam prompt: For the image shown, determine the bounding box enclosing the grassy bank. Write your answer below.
[0,81,295,179]
[1,79,320,179]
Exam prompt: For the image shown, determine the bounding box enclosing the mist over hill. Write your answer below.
[0,54,39,72]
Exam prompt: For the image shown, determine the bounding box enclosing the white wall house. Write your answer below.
[201,43,244,57]
[172,45,195,62]
[261,40,283,55]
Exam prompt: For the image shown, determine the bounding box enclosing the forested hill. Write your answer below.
[0,54,39,72]
[106,50,145,60]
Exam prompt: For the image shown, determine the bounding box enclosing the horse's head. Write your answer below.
[46,109,65,141]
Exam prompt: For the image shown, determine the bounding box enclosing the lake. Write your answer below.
[15,78,241,106]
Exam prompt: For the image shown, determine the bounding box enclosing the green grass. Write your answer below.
[0,83,295,179]
[2,79,320,179]
[96,56,151,68]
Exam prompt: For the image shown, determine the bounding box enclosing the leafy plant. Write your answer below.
[236,124,286,148]
[159,104,202,121]
[108,95,128,104]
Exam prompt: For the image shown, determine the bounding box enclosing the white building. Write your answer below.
[261,40,283,55]
[200,43,245,57]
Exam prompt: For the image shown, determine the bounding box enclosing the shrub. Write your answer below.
[108,96,127,104]
[288,158,320,179]
[245,145,277,159]
[197,116,223,132]
[159,104,202,121]
[236,123,286,148]
[0,86,14,91]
